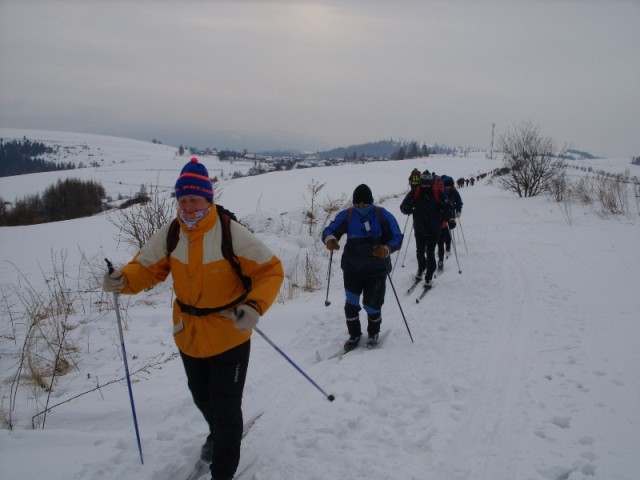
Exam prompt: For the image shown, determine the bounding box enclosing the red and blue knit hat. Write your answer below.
[175,157,213,201]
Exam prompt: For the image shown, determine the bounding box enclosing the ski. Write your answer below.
[415,284,433,303]
[406,279,422,295]
[184,411,263,480]
[365,329,391,349]
[195,456,258,480]
[231,456,258,480]
[194,456,258,480]
[327,329,392,359]
[186,461,208,480]
[327,343,357,360]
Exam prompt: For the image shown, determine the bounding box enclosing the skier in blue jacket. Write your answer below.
[322,184,403,350]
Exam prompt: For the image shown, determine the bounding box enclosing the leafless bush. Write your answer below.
[0,397,9,429]
[572,176,594,205]
[498,121,567,197]
[595,172,629,216]
[2,252,81,429]
[548,171,574,225]
[107,184,176,251]
[320,194,350,232]
[275,192,350,302]
[30,351,177,429]
[302,250,321,292]
[303,179,326,236]
[548,171,569,203]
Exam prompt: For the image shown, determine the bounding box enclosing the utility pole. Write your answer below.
[489,122,496,159]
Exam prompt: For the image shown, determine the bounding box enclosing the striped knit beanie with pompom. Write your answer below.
[175,157,213,201]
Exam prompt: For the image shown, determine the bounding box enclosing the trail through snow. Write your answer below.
[0,130,638,480]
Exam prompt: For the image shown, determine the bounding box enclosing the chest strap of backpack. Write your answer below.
[169,207,253,315]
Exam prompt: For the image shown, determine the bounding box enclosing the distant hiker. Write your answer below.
[437,176,462,271]
[103,157,284,480]
[400,171,452,286]
[322,184,403,350]
[409,168,421,188]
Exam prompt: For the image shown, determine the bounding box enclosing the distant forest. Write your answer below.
[0,177,106,226]
[318,139,459,161]
[0,138,75,177]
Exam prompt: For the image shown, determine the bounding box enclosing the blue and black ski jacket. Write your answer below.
[322,205,403,277]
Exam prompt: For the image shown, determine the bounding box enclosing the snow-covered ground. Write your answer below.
[1,130,639,480]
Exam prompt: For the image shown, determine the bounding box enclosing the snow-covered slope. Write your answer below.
[1,130,639,480]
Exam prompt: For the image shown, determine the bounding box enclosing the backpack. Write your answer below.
[167,204,252,312]
[412,175,444,202]
[345,205,383,224]
[409,169,421,186]
[344,206,394,245]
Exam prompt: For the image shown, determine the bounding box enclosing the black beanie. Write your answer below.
[352,184,374,204]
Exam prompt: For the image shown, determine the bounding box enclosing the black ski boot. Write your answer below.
[200,438,214,464]
[344,335,361,351]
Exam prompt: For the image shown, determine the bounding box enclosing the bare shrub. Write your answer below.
[320,194,350,232]
[548,171,574,225]
[498,121,567,197]
[595,172,629,216]
[573,176,594,205]
[107,184,176,251]
[302,250,321,292]
[2,252,82,429]
[302,179,326,236]
[548,170,569,203]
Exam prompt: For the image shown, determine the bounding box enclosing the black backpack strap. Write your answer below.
[217,207,253,307]
[167,205,253,314]
[166,218,180,255]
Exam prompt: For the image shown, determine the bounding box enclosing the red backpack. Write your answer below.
[412,175,444,202]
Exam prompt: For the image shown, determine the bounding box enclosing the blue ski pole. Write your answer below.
[105,259,144,465]
[253,326,335,402]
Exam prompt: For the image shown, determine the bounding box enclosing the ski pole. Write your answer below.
[392,215,410,276]
[447,226,462,274]
[324,250,333,307]
[253,327,335,402]
[386,272,414,343]
[104,259,144,465]
[401,222,413,268]
[458,217,468,254]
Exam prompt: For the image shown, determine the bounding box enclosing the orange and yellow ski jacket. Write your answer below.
[118,206,284,358]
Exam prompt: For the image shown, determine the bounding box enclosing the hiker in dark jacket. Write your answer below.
[400,171,453,285]
[322,184,403,350]
[437,175,463,271]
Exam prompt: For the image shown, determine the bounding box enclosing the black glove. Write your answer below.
[448,219,456,230]
[400,205,413,215]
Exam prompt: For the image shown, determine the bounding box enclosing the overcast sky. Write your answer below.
[1,0,638,157]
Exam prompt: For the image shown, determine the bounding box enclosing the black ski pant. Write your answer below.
[415,228,440,281]
[343,272,386,337]
[437,226,451,261]
[180,340,250,480]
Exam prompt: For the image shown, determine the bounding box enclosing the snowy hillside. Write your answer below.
[1,130,639,480]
